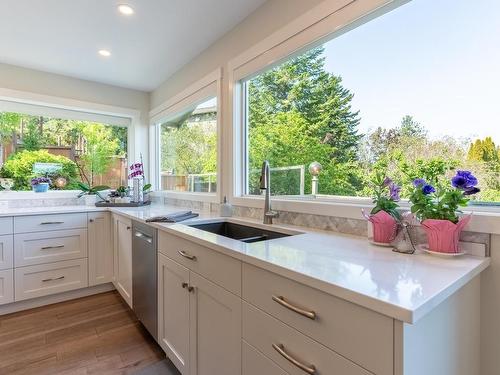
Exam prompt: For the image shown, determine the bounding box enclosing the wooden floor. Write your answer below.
[0,291,165,375]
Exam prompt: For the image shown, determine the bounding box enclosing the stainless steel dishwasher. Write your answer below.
[132,220,158,341]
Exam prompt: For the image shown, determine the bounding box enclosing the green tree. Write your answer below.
[79,124,119,186]
[247,47,362,195]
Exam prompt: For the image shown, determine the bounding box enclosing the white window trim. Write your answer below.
[0,87,141,187]
[225,0,500,233]
[150,68,222,203]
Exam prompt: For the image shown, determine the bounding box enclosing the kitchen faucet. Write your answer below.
[260,160,279,224]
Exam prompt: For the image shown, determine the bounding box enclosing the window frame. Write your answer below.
[150,69,222,203]
[0,87,139,193]
[226,0,500,233]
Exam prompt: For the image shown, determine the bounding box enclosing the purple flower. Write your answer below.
[383,177,393,187]
[413,178,426,187]
[451,170,478,190]
[463,187,480,196]
[422,184,435,195]
[389,183,401,201]
[31,177,51,186]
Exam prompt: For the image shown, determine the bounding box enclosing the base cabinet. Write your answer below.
[158,253,242,375]
[112,214,133,308]
[88,212,113,286]
[0,269,14,305]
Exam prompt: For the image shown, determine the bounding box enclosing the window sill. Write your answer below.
[232,195,500,235]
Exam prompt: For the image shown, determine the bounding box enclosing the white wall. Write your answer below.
[0,62,150,174]
[151,0,326,108]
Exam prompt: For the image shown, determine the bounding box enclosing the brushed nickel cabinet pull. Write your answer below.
[272,343,316,374]
[42,276,65,282]
[89,219,94,223]
[41,245,65,250]
[40,221,64,225]
[272,295,316,320]
[178,250,197,261]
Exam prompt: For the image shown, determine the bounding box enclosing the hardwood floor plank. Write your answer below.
[0,291,165,375]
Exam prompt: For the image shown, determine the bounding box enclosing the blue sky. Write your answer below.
[323,0,500,143]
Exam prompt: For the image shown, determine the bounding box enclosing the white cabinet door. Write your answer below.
[88,212,113,286]
[0,269,14,305]
[189,272,242,375]
[113,214,133,307]
[0,235,13,270]
[158,253,190,375]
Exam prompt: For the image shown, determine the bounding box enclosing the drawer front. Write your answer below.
[0,217,13,235]
[15,259,88,301]
[14,213,87,234]
[0,235,14,270]
[243,264,393,375]
[14,229,88,267]
[158,231,241,296]
[243,341,289,375]
[0,269,14,305]
[243,302,371,375]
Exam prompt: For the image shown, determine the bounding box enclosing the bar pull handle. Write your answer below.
[40,221,64,225]
[272,295,316,320]
[42,276,65,282]
[134,231,153,243]
[272,343,316,374]
[178,250,197,261]
[41,245,65,250]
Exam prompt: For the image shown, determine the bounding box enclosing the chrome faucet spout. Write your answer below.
[260,160,279,224]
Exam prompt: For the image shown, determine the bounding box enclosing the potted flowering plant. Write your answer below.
[363,172,401,244]
[409,170,480,253]
[31,177,51,193]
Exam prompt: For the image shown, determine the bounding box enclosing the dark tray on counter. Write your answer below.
[95,200,152,207]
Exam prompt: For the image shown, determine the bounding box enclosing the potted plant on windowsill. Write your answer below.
[77,182,110,206]
[31,177,51,193]
[409,170,480,254]
[362,172,401,245]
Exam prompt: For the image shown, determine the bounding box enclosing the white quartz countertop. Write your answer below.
[0,203,490,323]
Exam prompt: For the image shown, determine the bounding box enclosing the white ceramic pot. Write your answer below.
[84,194,97,206]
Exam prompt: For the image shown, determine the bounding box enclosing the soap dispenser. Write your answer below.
[220,196,233,217]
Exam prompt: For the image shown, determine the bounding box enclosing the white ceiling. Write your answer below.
[0,0,267,91]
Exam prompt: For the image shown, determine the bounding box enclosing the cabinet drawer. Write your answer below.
[0,269,14,305]
[159,231,241,296]
[0,217,13,235]
[243,341,288,375]
[14,229,88,267]
[0,235,14,270]
[15,259,88,301]
[242,264,393,375]
[14,213,87,233]
[243,302,371,375]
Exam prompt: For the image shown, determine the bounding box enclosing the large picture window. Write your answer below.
[159,97,217,193]
[242,0,500,203]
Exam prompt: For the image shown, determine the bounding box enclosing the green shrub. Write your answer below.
[1,150,78,190]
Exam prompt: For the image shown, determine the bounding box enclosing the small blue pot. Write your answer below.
[32,183,49,193]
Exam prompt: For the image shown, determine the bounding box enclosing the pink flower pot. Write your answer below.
[362,210,398,244]
[421,215,471,253]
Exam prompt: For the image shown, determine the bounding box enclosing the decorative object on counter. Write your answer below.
[31,177,51,193]
[146,210,199,223]
[128,155,151,203]
[77,182,110,206]
[392,212,419,254]
[409,170,480,254]
[363,172,401,245]
[0,178,14,191]
[220,196,233,217]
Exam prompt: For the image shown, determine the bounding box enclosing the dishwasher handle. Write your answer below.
[134,230,153,244]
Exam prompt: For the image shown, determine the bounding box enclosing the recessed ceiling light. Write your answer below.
[98,49,111,57]
[118,4,134,15]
